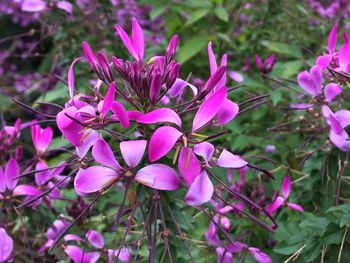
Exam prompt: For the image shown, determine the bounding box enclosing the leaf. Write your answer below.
[177,35,207,64]
[36,82,68,102]
[150,6,166,20]
[260,41,302,58]
[214,7,229,22]
[185,9,210,27]
[271,90,282,106]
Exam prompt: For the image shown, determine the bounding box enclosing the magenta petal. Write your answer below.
[64,245,100,263]
[168,78,198,98]
[248,247,272,263]
[205,221,221,246]
[281,175,291,199]
[108,248,131,262]
[137,108,182,127]
[35,161,53,186]
[74,166,118,194]
[192,86,227,132]
[266,196,285,214]
[208,42,218,74]
[136,164,180,190]
[0,228,13,262]
[64,234,83,242]
[101,81,115,118]
[82,41,98,70]
[289,103,314,109]
[21,0,46,12]
[111,101,130,128]
[228,71,244,83]
[217,99,239,125]
[339,32,350,71]
[86,230,104,249]
[149,73,162,103]
[329,129,350,152]
[0,167,5,193]
[328,24,338,53]
[76,130,100,158]
[286,202,304,212]
[56,107,83,147]
[13,184,40,196]
[131,18,144,61]
[120,140,147,168]
[5,158,19,190]
[297,66,322,96]
[114,24,138,60]
[335,110,350,128]
[185,171,213,206]
[68,57,84,99]
[203,66,226,93]
[215,149,247,168]
[178,147,201,185]
[324,83,342,102]
[56,1,73,14]
[149,126,183,162]
[194,142,214,165]
[322,105,343,134]
[316,54,332,70]
[92,139,121,170]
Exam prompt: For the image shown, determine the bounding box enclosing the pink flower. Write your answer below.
[254,54,275,74]
[266,175,303,214]
[74,139,180,194]
[31,120,53,154]
[0,228,13,262]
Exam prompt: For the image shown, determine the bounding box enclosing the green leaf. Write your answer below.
[260,41,303,58]
[150,6,166,20]
[177,35,207,64]
[36,82,68,102]
[271,90,282,106]
[185,9,210,27]
[214,7,229,22]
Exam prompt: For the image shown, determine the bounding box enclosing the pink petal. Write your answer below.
[114,24,138,60]
[64,234,83,242]
[324,83,342,102]
[108,248,131,262]
[194,142,214,166]
[74,166,118,194]
[281,175,291,199]
[56,107,83,147]
[76,130,100,158]
[289,103,314,109]
[286,202,304,212]
[215,149,247,168]
[228,71,244,83]
[322,105,343,134]
[86,230,104,249]
[128,110,143,121]
[35,161,53,186]
[185,171,213,206]
[217,99,239,125]
[135,164,180,190]
[205,221,221,246]
[120,140,147,168]
[149,126,183,162]
[111,101,130,128]
[149,73,162,103]
[0,167,5,193]
[297,66,322,96]
[192,86,227,132]
[339,32,350,71]
[335,110,350,128]
[316,54,332,70]
[178,147,201,185]
[266,196,285,214]
[329,129,350,152]
[82,41,98,70]
[328,24,338,54]
[169,78,198,98]
[92,139,122,170]
[131,18,144,61]
[101,82,115,118]
[13,185,40,196]
[203,66,226,93]
[56,1,73,14]
[68,57,84,99]
[64,245,101,263]
[208,42,218,74]
[254,55,264,70]
[21,0,46,12]
[137,108,182,127]
[248,247,272,263]
[5,158,19,190]
[0,228,13,262]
